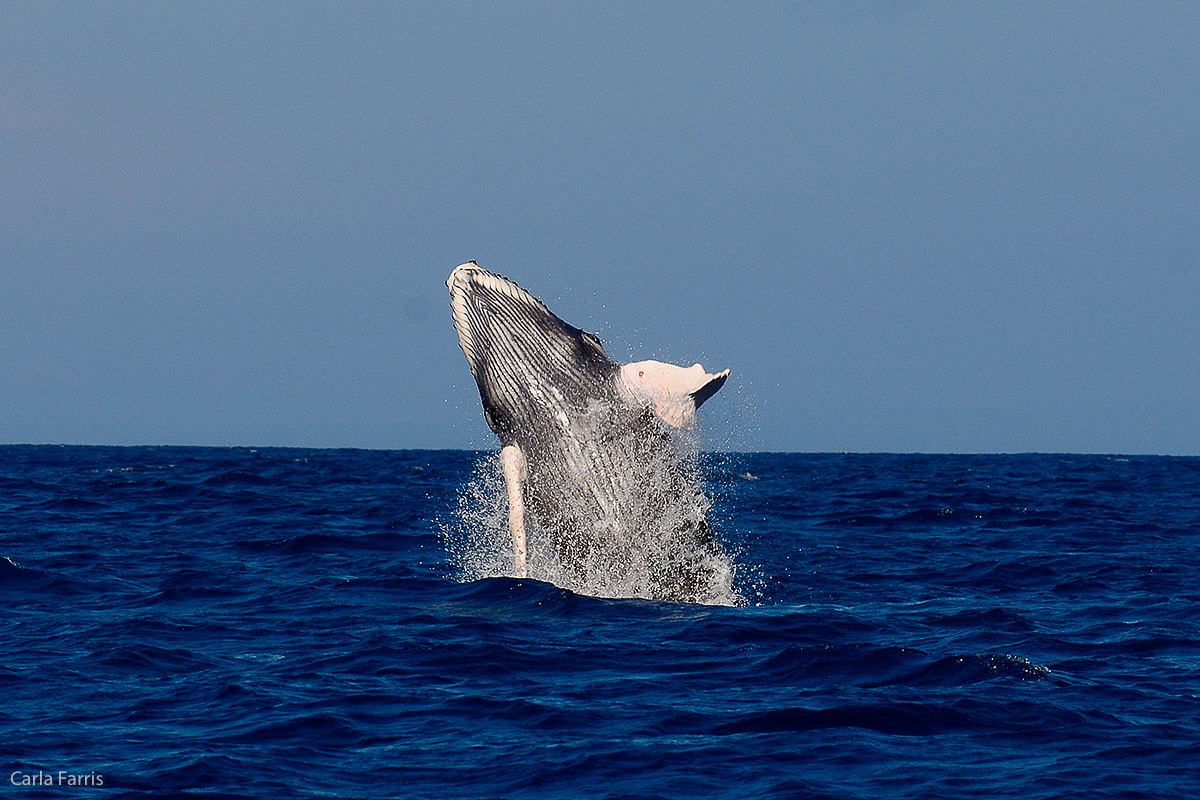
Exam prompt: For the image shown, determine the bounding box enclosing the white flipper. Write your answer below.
[620,360,731,428]
[500,443,529,578]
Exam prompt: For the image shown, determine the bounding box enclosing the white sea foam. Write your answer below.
[444,439,743,607]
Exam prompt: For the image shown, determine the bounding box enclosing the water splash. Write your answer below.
[444,437,743,607]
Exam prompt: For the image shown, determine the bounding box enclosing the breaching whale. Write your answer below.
[447,261,733,603]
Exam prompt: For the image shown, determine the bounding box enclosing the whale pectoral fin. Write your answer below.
[499,443,529,578]
[620,361,731,428]
[690,368,730,410]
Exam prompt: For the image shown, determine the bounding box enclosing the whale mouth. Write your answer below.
[447,261,557,376]
[447,262,483,372]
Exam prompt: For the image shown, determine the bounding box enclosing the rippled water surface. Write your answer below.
[4,446,1199,798]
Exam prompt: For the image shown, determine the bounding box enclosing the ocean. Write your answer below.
[3,445,1198,798]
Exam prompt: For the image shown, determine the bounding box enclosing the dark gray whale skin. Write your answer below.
[447,262,729,601]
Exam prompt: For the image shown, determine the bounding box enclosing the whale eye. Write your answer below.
[638,371,645,377]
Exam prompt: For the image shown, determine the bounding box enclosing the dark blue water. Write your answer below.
[3,446,1198,798]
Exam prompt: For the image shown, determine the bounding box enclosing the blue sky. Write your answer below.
[3,2,1198,453]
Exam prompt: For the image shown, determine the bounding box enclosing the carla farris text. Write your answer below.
[11,770,105,787]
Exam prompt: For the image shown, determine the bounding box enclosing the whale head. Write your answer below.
[447,261,729,435]
[447,261,617,441]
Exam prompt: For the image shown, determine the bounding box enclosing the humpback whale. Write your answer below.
[447,261,734,603]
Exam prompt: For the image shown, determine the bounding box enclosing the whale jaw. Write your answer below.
[447,261,618,443]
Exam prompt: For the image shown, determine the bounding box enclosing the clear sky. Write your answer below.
[3,2,1198,453]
